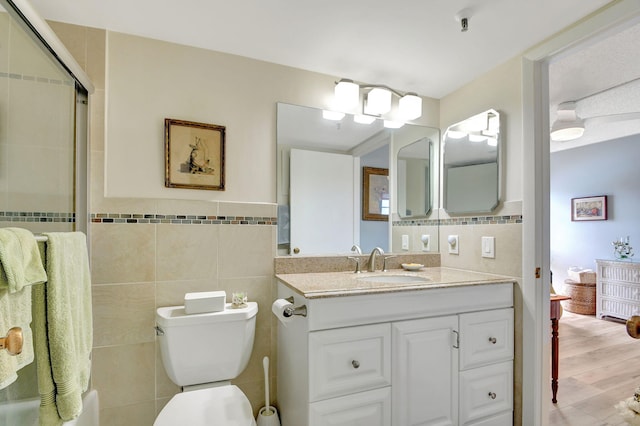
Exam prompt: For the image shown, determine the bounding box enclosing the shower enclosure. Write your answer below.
[0,0,92,423]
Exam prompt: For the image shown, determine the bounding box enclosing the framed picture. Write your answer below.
[571,195,607,221]
[362,167,389,221]
[164,118,225,190]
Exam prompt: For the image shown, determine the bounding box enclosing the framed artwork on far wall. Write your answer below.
[164,118,225,190]
[362,166,389,221]
[571,195,607,221]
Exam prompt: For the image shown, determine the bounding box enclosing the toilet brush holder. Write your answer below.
[257,406,280,426]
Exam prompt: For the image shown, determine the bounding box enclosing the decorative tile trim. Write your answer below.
[393,214,523,227]
[438,214,523,225]
[0,71,74,87]
[90,213,277,225]
[393,218,440,227]
[0,211,76,223]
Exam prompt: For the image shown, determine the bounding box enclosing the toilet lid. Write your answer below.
[154,385,256,426]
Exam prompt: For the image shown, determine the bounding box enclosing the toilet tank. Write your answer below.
[156,302,258,387]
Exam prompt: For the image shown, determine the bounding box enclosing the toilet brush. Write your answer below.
[256,356,280,426]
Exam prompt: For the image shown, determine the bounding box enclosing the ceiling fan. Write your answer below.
[551,101,640,142]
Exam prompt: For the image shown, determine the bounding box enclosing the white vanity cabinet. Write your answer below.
[276,280,514,426]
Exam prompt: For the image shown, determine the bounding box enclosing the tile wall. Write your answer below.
[49,22,279,425]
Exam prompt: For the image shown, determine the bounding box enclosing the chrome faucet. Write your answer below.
[351,244,362,254]
[367,247,384,272]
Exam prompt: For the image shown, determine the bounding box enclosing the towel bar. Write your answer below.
[0,327,23,356]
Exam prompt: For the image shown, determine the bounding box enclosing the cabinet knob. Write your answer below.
[488,337,497,344]
[352,360,360,369]
[0,327,23,356]
[488,392,497,399]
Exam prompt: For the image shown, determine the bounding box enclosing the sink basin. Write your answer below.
[357,275,430,284]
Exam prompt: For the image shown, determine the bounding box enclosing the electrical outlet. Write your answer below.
[482,236,495,258]
[448,235,459,254]
[401,234,409,250]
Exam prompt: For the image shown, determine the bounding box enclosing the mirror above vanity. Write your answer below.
[276,102,439,256]
[443,109,501,214]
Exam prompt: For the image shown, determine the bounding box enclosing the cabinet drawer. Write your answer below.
[460,308,513,370]
[466,410,512,426]
[460,361,513,425]
[309,323,391,402]
[309,387,391,426]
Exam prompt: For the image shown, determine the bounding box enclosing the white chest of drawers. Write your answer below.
[596,259,640,320]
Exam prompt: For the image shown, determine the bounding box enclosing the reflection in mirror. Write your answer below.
[397,138,431,218]
[276,102,439,256]
[443,109,500,214]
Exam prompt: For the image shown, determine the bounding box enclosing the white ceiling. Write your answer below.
[29,0,612,99]
[549,20,640,151]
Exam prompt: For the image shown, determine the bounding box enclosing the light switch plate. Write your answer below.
[401,234,409,250]
[482,236,495,258]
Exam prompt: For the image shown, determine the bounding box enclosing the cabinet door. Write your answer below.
[309,387,391,426]
[392,315,459,426]
[459,308,513,370]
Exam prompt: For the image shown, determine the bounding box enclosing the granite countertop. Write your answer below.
[276,267,515,299]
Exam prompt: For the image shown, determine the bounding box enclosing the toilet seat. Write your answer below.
[154,385,256,426]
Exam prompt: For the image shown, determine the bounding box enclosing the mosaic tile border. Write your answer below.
[393,218,439,227]
[1,211,518,227]
[0,71,74,87]
[438,214,523,225]
[90,213,277,225]
[0,211,75,223]
[393,214,522,227]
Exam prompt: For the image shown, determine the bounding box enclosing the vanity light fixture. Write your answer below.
[365,87,392,115]
[446,130,467,139]
[334,79,360,110]
[383,120,404,129]
[353,114,376,124]
[332,78,423,122]
[468,134,486,143]
[551,102,585,141]
[322,110,345,121]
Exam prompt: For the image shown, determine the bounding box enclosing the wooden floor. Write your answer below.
[549,311,640,425]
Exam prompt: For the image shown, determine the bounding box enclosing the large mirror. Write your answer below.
[277,102,439,256]
[443,109,500,214]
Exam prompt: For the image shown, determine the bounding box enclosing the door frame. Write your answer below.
[521,1,640,424]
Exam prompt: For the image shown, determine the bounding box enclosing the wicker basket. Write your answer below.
[562,278,596,315]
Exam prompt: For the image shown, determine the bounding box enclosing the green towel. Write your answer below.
[0,228,46,390]
[33,232,93,425]
[0,228,47,293]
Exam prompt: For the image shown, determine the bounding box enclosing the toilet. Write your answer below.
[154,301,259,426]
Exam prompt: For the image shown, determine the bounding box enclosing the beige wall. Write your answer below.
[51,18,525,425]
[438,56,524,425]
[49,23,443,425]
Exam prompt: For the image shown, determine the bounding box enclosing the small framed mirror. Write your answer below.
[396,137,432,218]
[443,109,500,214]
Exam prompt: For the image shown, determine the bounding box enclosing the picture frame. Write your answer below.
[571,195,607,221]
[164,118,225,190]
[362,166,389,221]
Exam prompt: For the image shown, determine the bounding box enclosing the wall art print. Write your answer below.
[164,118,225,190]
